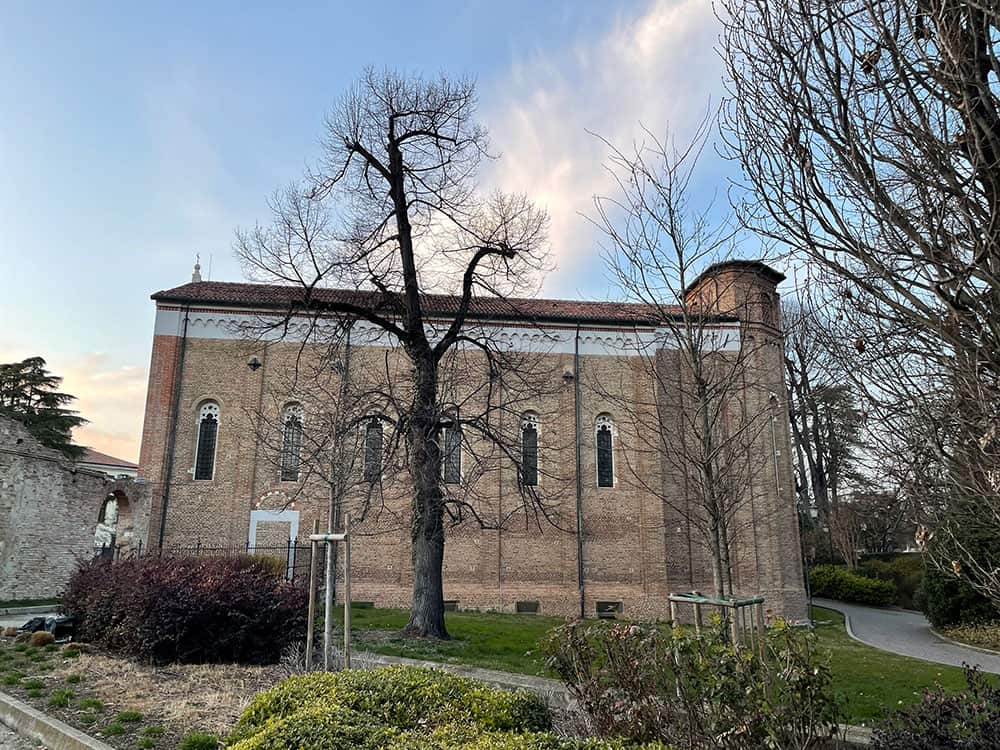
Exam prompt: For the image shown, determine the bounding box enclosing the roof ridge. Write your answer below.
[152,280,650,309]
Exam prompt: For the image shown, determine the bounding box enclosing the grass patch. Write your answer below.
[330,605,564,675]
[137,739,156,749]
[142,725,166,737]
[179,732,218,750]
[48,689,73,707]
[101,722,126,736]
[21,678,45,689]
[62,647,81,659]
[115,710,143,723]
[26,687,42,698]
[811,606,972,724]
[65,673,83,684]
[2,673,22,686]
[79,712,97,725]
[79,697,105,711]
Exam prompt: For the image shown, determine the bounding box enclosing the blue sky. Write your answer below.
[0,0,730,460]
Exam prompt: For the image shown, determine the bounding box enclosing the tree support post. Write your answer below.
[305,519,320,668]
[307,519,353,670]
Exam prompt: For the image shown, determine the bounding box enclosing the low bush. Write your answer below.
[28,631,54,648]
[227,666,657,749]
[390,726,664,749]
[859,555,923,609]
[920,560,999,628]
[63,556,308,665]
[543,617,840,749]
[231,554,288,580]
[810,564,896,606]
[229,666,550,747]
[872,667,1000,749]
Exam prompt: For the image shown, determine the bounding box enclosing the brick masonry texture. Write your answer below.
[0,417,150,601]
[138,265,808,622]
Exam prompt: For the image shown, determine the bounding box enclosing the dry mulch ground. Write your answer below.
[941,621,1000,653]
[0,634,285,749]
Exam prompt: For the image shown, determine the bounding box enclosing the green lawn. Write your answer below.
[810,605,972,724]
[332,606,563,675]
[331,604,980,725]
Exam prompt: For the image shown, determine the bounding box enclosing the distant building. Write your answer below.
[77,448,138,479]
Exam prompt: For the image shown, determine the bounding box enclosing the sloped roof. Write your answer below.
[151,281,695,326]
[79,448,137,469]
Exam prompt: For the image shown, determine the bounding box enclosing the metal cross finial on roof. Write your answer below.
[192,254,203,283]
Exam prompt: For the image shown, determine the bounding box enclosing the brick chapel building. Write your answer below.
[136,260,808,622]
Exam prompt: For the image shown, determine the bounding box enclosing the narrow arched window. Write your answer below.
[442,414,462,484]
[363,417,383,483]
[521,412,539,487]
[280,404,304,481]
[596,414,614,488]
[194,402,220,480]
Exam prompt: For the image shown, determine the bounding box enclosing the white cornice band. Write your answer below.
[153,306,741,356]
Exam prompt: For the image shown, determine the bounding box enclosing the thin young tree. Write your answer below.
[591,120,783,597]
[721,0,1000,603]
[235,69,555,638]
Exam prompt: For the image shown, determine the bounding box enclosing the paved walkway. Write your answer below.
[814,598,1000,673]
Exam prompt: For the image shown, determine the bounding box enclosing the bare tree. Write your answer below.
[235,69,557,638]
[592,121,782,597]
[721,1,1000,603]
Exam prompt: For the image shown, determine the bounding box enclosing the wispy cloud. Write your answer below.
[65,355,147,462]
[485,0,723,297]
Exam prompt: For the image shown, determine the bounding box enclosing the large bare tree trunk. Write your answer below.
[403,357,449,639]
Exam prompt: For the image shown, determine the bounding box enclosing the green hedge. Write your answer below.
[858,555,923,609]
[810,565,896,606]
[228,666,661,750]
[920,562,999,628]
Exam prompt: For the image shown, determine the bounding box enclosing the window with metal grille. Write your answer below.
[596,414,614,487]
[194,402,219,480]
[364,417,383,483]
[442,418,462,484]
[521,413,538,487]
[280,405,303,481]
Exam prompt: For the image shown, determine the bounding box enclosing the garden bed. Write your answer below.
[0,633,279,749]
[940,621,1000,653]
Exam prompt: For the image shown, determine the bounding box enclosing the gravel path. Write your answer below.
[0,722,45,750]
[814,597,1000,673]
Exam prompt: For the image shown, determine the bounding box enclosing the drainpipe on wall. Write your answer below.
[157,304,191,550]
[574,324,585,619]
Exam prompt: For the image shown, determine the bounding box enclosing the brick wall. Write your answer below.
[138,266,808,622]
[0,417,150,601]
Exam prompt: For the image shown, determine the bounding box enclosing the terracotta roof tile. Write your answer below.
[79,447,137,469]
[151,281,692,326]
